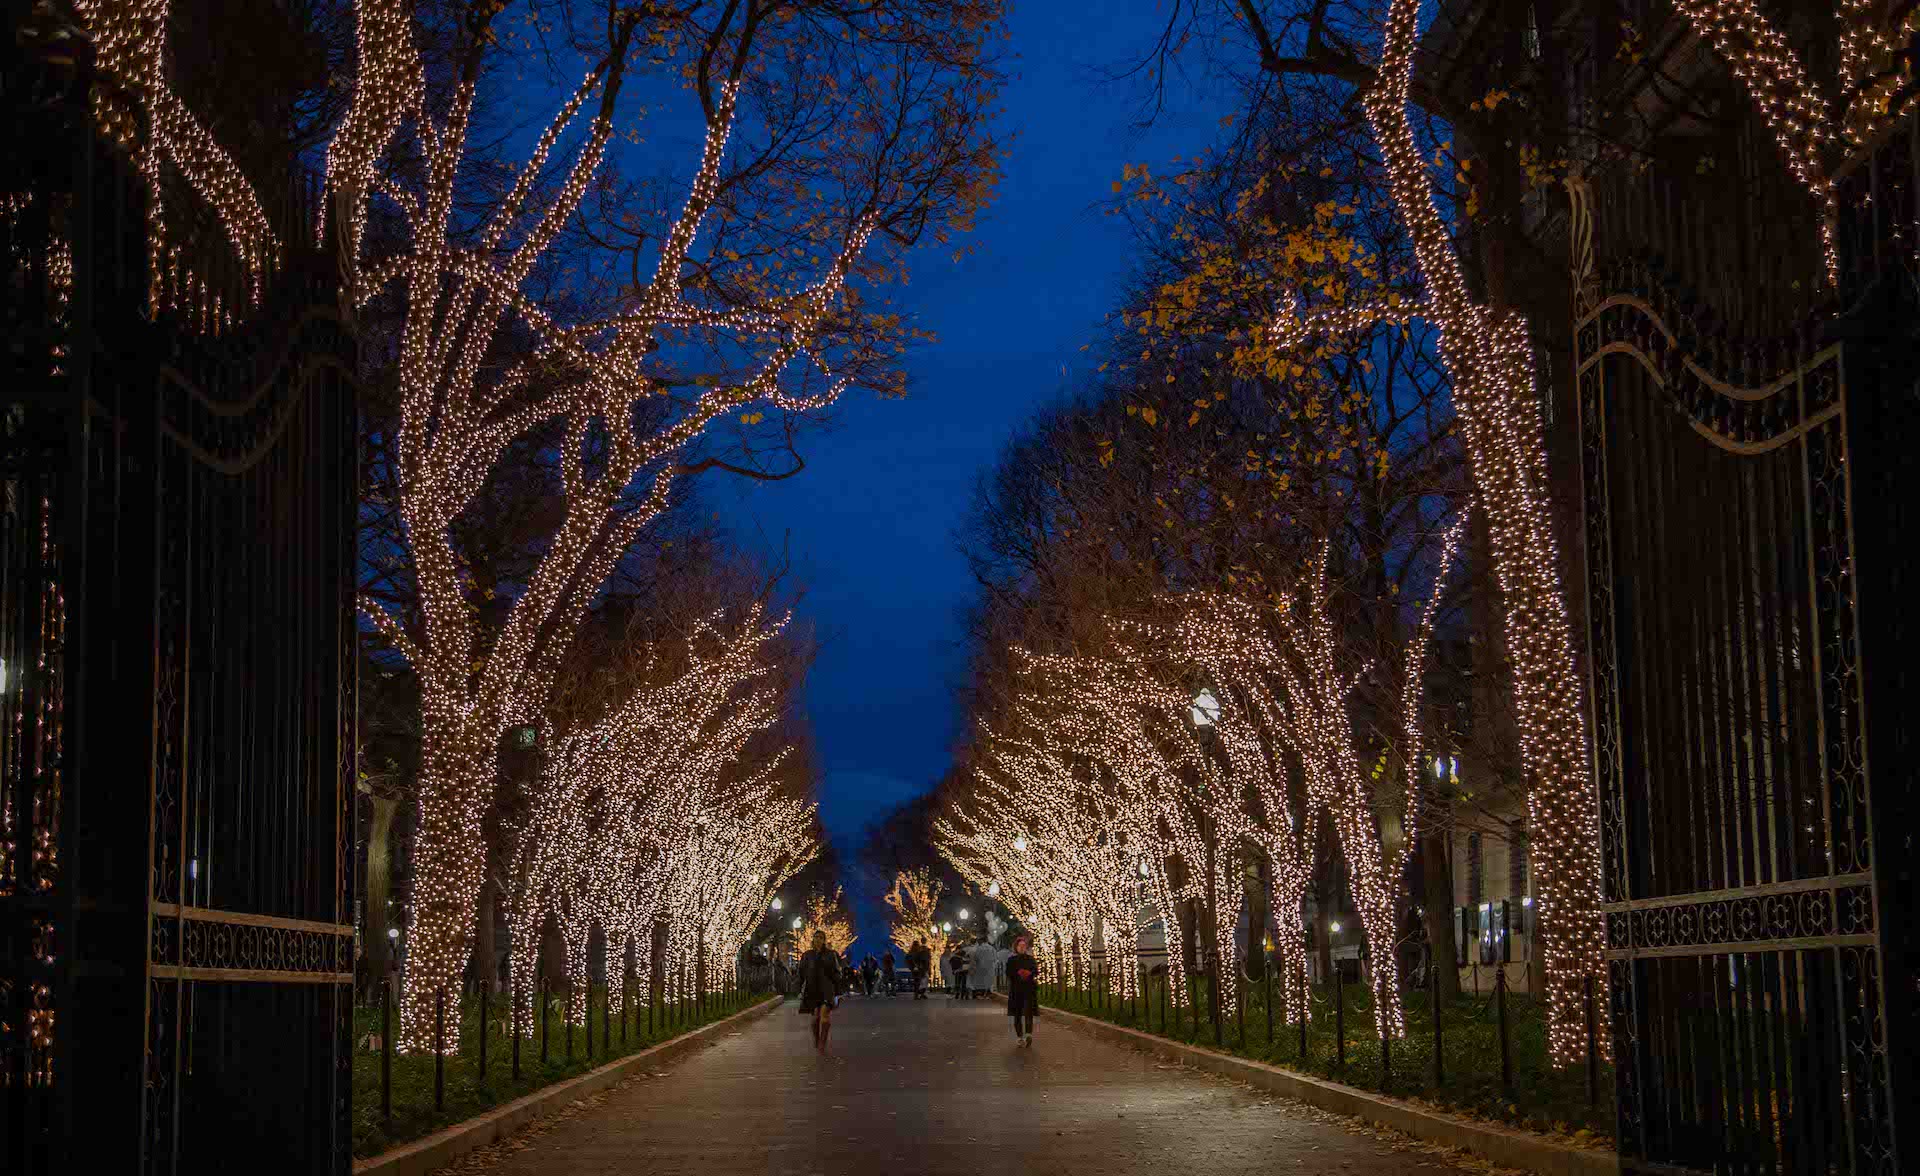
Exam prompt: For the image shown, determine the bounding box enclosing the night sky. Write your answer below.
[709,6,1234,938]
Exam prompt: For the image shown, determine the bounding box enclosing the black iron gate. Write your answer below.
[2,39,357,1176]
[1573,117,1917,1174]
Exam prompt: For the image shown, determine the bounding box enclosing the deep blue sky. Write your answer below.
[710,6,1236,939]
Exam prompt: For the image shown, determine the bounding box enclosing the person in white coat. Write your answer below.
[967,939,1004,997]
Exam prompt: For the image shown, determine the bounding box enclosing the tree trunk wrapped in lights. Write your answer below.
[332,0,1003,1050]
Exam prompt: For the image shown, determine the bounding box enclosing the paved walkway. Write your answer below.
[447,994,1480,1175]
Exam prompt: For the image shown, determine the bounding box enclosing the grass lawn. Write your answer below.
[350,984,776,1159]
[1039,971,1615,1147]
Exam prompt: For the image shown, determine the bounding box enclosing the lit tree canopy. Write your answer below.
[328,0,1005,1049]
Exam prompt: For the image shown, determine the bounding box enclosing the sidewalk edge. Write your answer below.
[1007,995,1619,1176]
[353,995,783,1176]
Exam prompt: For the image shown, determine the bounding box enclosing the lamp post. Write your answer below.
[1189,683,1224,1043]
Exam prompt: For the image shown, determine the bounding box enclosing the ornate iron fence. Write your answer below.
[1,36,357,1176]
[1573,113,1916,1175]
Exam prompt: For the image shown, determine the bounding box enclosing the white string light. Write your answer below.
[73,0,282,316]
[327,2,883,1051]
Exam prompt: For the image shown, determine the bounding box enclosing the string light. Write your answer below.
[505,605,817,1032]
[72,0,282,317]
[1361,0,1606,1063]
[327,5,885,1051]
[883,869,954,964]
[796,887,858,956]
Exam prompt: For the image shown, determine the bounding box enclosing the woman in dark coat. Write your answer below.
[1005,932,1040,1046]
[797,931,845,1052]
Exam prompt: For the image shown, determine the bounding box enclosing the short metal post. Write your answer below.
[1335,965,1345,1072]
[1236,961,1245,1047]
[1381,1013,1392,1091]
[381,977,393,1128]
[434,987,446,1111]
[1431,955,1444,1088]
[1297,958,1307,1060]
[1496,964,1512,1093]
[1264,955,1273,1044]
[1212,950,1223,1046]
[1585,974,1600,1106]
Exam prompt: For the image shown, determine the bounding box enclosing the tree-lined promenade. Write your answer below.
[10,1,1912,1173]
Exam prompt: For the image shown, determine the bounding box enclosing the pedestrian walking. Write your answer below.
[1005,932,1039,1047]
[861,954,878,996]
[907,939,932,999]
[797,932,845,1053]
[881,950,896,995]
[950,946,971,1000]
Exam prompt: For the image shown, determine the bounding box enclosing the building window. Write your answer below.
[1467,832,1483,905]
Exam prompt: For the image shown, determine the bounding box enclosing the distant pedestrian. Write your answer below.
[798,931,845,1052]
[907,939,932,999]
[881,950,896,995]
[861,954,879,996]
[1005,932,1039,1047]
[950,946,971,999]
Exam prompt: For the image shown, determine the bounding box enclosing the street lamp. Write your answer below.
[987,881,1001,898]
[941,922,952,933]
[770,896,783,912]
[958,908,970,921]
[1188,681,1225,1037]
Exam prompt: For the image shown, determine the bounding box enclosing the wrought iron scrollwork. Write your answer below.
[149,904,352,982]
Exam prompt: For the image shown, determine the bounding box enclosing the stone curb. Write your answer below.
[353,995,784,1176]
[998,993,1618,1176]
